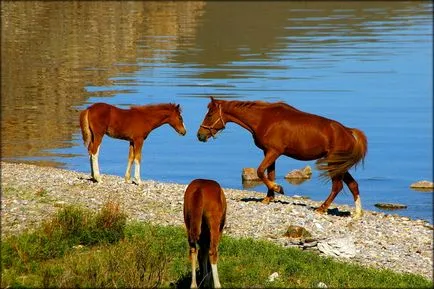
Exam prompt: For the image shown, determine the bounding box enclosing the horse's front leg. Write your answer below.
[257,151,283,204]
[132,139,144,185]
[124,142,134,183]
[262,161,277,204]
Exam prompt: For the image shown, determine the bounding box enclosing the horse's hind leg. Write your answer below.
[209,220,222,288]
[124,142,134,183]
[89,136,103,183]
[189,244,198,288]
[316,176,343,214]
[343,172,363,219]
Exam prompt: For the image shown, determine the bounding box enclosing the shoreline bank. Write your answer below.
[1,161,432,280]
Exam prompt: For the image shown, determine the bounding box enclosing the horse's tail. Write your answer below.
[79,109,92,150]
[317,128,368,179]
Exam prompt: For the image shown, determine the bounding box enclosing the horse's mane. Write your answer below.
[130,103,181,113]
[225,100,299,112]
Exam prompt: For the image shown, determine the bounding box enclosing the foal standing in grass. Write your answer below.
[79,102,186,184]
[184,179,227,288]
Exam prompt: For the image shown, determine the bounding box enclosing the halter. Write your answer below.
[200,105,226,138]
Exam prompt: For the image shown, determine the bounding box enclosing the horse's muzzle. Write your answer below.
[197,132,208,142]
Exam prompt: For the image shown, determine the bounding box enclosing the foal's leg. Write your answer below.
[189,244,198,288]
[198,241,211,288]
[89,136,103,183]
[262,161,277,204]
[124,142,134,183]
[316,176,343,214]
[257,151,283,204]
[132,139,144,185]
[209,220,222,288]
[343,172,363,219]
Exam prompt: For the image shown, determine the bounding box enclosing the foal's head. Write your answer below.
[167,104,187,136]
[197,96,226,142]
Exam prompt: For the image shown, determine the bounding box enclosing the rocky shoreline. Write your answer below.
[1,161,432,280]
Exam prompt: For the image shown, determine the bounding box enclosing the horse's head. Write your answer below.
[168,104,187,136]
[197,96,226,142]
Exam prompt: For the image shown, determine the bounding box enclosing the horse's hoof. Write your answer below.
[132,179,142,185]
[352,210,363,219]
[261,197,274,204]
[274,185,284,195]
[315,207,326,214]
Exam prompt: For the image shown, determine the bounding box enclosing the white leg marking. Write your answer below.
[133,159,141,185]
[353,195,363,219]
[90,149,101,182]
[94,147,101,182]
[211,263,221,288]
[191,250,198,288]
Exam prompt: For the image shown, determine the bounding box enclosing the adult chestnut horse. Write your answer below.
[184,179,227,288]
[80,102,186,184]
[197,97,367,218]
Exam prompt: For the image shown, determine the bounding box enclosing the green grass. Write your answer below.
[1,203,432,288]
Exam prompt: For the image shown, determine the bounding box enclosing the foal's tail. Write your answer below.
[317,128,368,179]
[79,109,92,150]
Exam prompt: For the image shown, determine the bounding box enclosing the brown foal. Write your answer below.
[184,179,227,288]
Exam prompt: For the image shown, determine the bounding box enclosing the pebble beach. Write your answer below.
[1,161,432,281]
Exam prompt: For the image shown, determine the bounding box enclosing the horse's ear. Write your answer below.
[209,96,219,108]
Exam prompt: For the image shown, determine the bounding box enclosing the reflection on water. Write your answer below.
[1,1,432,221]
[1,1,205,165]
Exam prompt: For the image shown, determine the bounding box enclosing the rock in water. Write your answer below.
[410,180,434,191]
[242,167,260,181]
[374,203,407,210]
[285,165,312,179]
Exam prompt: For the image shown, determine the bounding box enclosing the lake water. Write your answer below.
[2,1,432,222]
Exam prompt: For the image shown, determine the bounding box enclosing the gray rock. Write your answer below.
[410,180,434,191]
[317,237,356,258]
[284,225,312,239]
[268,272,279,282]
[375,203,407,210]
[284,165,312,180]
[241,167,260,181]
